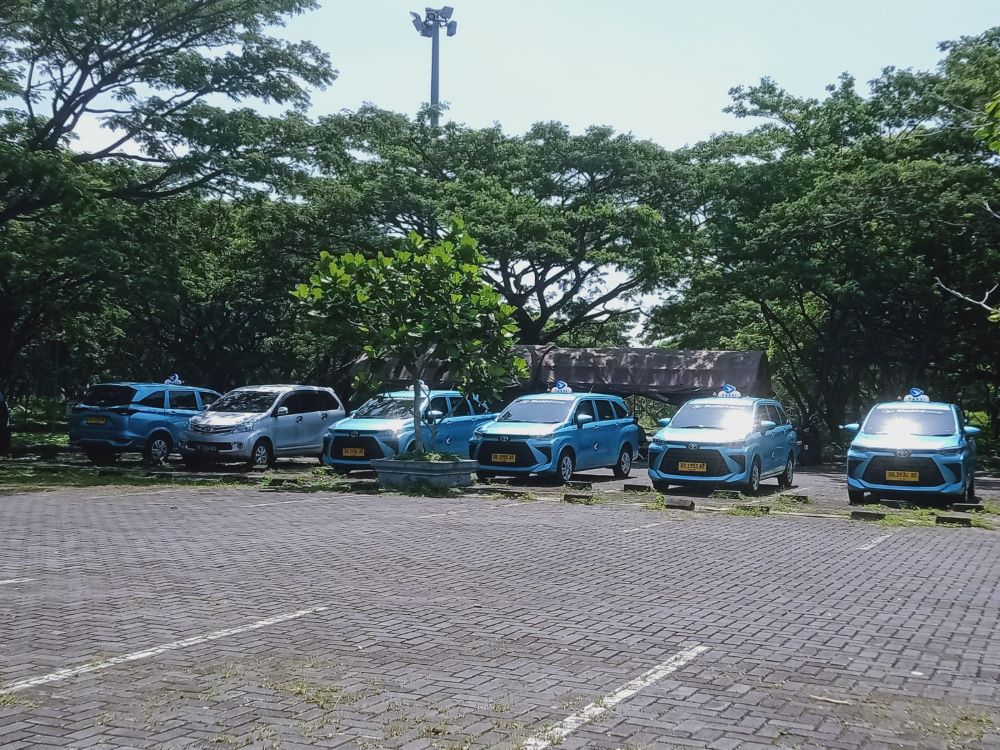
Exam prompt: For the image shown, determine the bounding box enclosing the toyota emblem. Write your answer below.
[350,431,358,438]
[687,443,699,450]
[500,436,509,442]
[895,449,911,458]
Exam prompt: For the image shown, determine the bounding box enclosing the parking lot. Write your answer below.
[2,471,1000,749]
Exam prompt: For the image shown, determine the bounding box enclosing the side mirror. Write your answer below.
[275,406,289,417]
[965,426,981,437]
[840,423,860,434]
[426,409,444,423]
[658,417,672,428]
[576,413,594,427]
[760,420,777,433]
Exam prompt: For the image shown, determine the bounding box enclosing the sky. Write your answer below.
[280,0,1000,148]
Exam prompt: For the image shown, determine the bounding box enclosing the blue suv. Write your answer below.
[69,382,221,465]
[469,388,640,484]
[323,389,493,471]
[647,388,797,495]
[842,389,979,504]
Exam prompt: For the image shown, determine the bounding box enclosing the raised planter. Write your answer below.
[371,457,478,490]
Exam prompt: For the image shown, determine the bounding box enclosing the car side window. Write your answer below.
[451,398,472,417]
[200,391,219,407]
[774,404,788,424]
[595,399,615,422]
[754,405,766,429]
[169,390,198,410]
[280,392,311,415]
[428,396,451,416]
[766,404,783,424]
[612,401,629,420]
[318,391,341,412]
[574,400,596,422]
[471,397,490,414]
[138,390,165,409]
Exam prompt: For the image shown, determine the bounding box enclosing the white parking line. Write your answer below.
[0,578,35,586]
[619,520,674,533]
[82,489,188,500]
[0,605,328,694]
[521,645,709,750]
[856,533,893,551]
[417,503,519,519]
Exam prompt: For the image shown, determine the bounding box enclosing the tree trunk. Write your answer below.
[411,357,427,453]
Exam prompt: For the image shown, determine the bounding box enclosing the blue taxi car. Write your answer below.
[469,385,640,484]
[647,386,797,495]
[69,382,221,465]
[323,388,493,471]
[843,389,979,504]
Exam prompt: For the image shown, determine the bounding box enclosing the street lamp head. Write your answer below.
[439,6,454,19]
[446,20,457,37]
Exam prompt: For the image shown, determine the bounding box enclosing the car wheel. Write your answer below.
[652,480,670,493]
[556,450,575,485]
[84,447,118,466]
[746,458,762,496]
[966,475,976,503]
[612,446,632,478]
[248,439,274,469]
[777,455,795,488]
[143,432,172,466]
[848,488,865,505]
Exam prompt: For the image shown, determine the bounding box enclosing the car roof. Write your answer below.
[685,396,772,406]
[516,392,621,402]
[97,382,213,390]
[231,384,330,392]
[382,390,464,399]
[870,400,954,410]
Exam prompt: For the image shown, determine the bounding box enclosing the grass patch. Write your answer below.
[395,450,466,462]
[726,505,770,517]
[381,480,463,498]
[981,501,1000,516]
[0,465,254,494]
[0,691,35,708]
[11,431,68,448]
[259,469,349,493]
[561,493,602,506]
[280,679,355,710]
[877,507,993,530]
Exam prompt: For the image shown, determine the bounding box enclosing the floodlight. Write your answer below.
[446,20,457,36]
[411,16,424,33]
[439,6,454,19]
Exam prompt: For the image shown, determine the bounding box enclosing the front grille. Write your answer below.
[330,436,384,460]
[659,447,730,477]
[477,440,537,468]
[862,457,943,487]
[190,423,233,434]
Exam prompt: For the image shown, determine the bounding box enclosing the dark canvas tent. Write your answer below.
[363,346,770,405]
[511,346,770,404]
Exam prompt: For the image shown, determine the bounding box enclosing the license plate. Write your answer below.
[86,416,107,425]
[492,453,516,464]
[678,461,707,472]
[197,445,217,453]
[342,447,365,457]
[886,470,919,482]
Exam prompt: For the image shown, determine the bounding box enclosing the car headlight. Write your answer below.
[849,443,873,452]
[232,420,258,434]
[719,441,746,449]
[651,437,668,446]
[935,447,963,456]
[376,429,404,448]
[532,433,555,441]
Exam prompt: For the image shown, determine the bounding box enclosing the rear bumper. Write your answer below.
[69,436,139,451]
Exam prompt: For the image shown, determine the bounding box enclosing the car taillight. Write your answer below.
[111,407,138,416]
[71,405,87,414]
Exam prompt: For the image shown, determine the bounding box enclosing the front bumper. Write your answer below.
[322,432,399,468]
[178,429,256,461]
[469,437,557,475]
[647,443,750,485]
[847,451,967,495]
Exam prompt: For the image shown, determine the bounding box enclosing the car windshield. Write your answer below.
[80,385,137,407]
[353,397,415,420]
[863,407,956,437]
[671,402,754,430]
[209,391,279,414]
[497,399,573,424]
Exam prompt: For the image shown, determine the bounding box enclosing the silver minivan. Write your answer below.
[179,385,345,468]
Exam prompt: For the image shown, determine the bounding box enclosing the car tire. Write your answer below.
[777,454,795,489]
[330,466,351,475]
[247,439,274,469]
[555,449,575,485]
[612,445,632,478]
[848,488,865,505]
[84,447,118,466]
[652,480,670,493]
[746,458,762,496]
[143,432,172,466]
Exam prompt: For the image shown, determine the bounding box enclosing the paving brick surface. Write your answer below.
[1,483,1000,748]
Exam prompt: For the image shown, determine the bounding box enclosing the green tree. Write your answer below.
[293,221,527,452]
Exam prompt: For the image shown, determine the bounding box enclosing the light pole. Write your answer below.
[410,6,457,127]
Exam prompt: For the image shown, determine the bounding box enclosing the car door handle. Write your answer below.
[321,413,328,420]
[295,416,303,423]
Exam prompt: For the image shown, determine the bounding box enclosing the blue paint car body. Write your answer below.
[844,398,978,502]
[68,382,221,462]
[647,395,798,493]
[323,389,493,469]
[469,392,640,483]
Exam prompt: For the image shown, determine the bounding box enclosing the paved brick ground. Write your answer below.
[2,484,1000,749]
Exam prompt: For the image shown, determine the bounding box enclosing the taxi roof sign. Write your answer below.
[903,387,930,403]
[550,380,573,394]
[717,383,742,398]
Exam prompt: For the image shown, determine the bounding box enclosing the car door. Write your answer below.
[770,403,795,467]
[312,390,344,448]
[131,389,167,442]
[437,396,481,452]
[272,391,307,453]
[758,403,783,473]
[425,395,454,451]
[571,399,601,469]
[165,389,200,442]
[593,399,619,466]
[295,390,327,455]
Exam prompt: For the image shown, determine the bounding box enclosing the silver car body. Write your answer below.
[179,385,345,462]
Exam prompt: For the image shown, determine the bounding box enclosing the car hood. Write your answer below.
[478,421,561,438]
[189,412,264,427]
[334,417,412,434]
[852,433,961,451]
[654,427,750,445]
